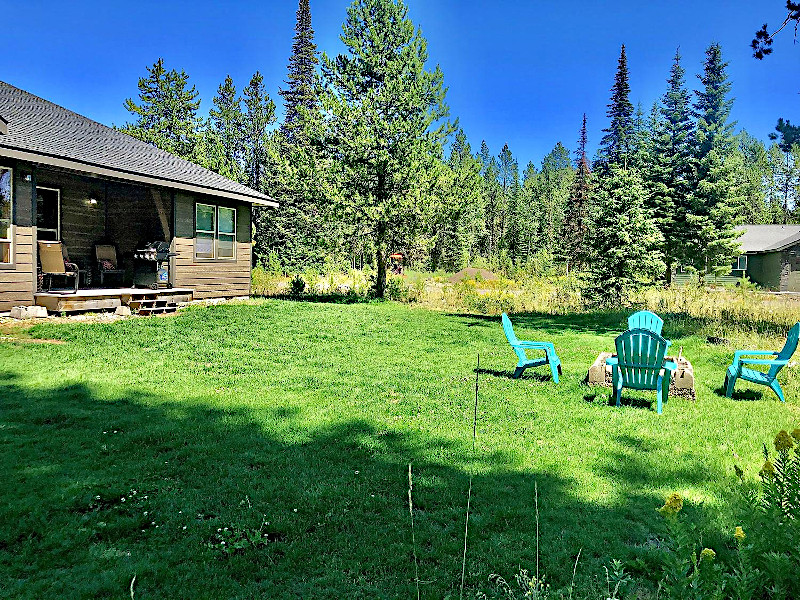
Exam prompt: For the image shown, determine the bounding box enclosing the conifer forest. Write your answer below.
[119,0,800,300]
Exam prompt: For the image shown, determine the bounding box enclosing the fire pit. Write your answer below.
[587,351,696,400]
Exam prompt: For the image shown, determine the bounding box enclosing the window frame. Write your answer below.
[734,254,748,271]
[35,186,61,242]
[0,166,13,266]
[194,202,237,261]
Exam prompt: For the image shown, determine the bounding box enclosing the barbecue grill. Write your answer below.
[133,241,177,289]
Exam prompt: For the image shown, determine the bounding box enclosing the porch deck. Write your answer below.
[34,287,194,313]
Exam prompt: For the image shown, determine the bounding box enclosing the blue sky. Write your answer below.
[1,1,798,168]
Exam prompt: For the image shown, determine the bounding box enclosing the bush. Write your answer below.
[289,274,306,296]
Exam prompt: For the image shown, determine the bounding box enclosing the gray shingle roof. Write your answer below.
[0,81,275,206]
[736,224,800,253]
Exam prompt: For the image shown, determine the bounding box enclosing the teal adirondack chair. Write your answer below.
[605,328,676,414]
[724,322,799,403]
[628,310,664,335]
[501,313,562,382]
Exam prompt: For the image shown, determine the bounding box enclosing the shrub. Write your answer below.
[289,274,306,297]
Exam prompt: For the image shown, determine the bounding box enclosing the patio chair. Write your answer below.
[38,241,78,293]
[627,310,664,335]
[95,243,125,287]
[724,322,799,403]
[606,328,676,414]
[501,312,562,382]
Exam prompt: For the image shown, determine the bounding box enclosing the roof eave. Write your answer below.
[0,145,278,207]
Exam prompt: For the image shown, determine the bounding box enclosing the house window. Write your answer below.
[733,255,748,271]
[195,203,236,260]
[36,187,60,241]
[0,167,12,264]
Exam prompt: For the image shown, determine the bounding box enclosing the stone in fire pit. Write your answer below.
[587,351,696,400]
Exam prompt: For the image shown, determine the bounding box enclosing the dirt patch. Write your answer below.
[0,336,65,345]
[448,268,499,283]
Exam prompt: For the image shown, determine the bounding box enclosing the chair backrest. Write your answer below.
[627,310,664,335]
[501,312,519,345]
[614,328,671,390]
[38,241,66,274]
[769,322,800,379]
[95,244,118,268]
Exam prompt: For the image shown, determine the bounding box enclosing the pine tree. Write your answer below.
[694,43,736,158]
[518,161,539,263]
[321,0,452,297]
[280,0,320,142]
[537,143,574,256]
[649,49,695,283]
[586,166,664,304]
[497,143,518,258]
[687,43,742,281]
[209,75,244,181]
[241,71,276,192]
[479,141,502,261]
[599,45,635,168]
[121,58,200,159]
[563,114,592,271]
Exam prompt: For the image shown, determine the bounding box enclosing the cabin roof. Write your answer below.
[0,81,276,206]
[737,224,800,254]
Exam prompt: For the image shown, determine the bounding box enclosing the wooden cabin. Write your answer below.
[0,81,276,312]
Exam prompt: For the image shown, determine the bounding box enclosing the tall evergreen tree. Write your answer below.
[321,0,452,297]
[121,58,200,159]
[686,43,742,280]
[209,75,244,181]
[586,166,664,304]
[280,0,320,141]
[563,113,592,271]
[479,141,502,261]
[241,71,276,191]
[599,45,635,168]
[694,43,736,158]
[649,49,695,283]
[536,143,574,255]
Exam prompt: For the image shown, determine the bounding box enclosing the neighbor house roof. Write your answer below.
[736,224,800,253]
[0,81,276,207]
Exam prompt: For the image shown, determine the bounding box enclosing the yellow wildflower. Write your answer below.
[734,526,745,541]
[774,430,794,453]
[760,460,775,478]
[658,492,684,517]
[791,429,800,443]
[700,548,716,563]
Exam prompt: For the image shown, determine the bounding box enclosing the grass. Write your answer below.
[1,300,798,598]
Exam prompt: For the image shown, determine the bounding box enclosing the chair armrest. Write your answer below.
[663,361,677,372]
[605,357,618,366]
[733,350,778,360]
[516,341,555,350]
[739,358,788,367]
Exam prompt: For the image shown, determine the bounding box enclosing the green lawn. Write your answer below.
[1,300,797,598]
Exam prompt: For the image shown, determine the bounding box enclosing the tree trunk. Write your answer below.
[374,220,387,299]
[665,260,673,285]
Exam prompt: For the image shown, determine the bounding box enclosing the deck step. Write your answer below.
[137,303,178,316]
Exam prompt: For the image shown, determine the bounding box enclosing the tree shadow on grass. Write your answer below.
[476,368,555,382]
[0,370,737,599]
[712,385,769,402]
[583,388,656,411]
[444,309,794,342]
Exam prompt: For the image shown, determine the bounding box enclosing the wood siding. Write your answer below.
[0,165,35,311]
[34,170,173,270]
[172,193,252,299]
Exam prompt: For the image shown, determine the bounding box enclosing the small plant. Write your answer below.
[289,274,306,296]
[207,519,285,556]
[385,276,409,301]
